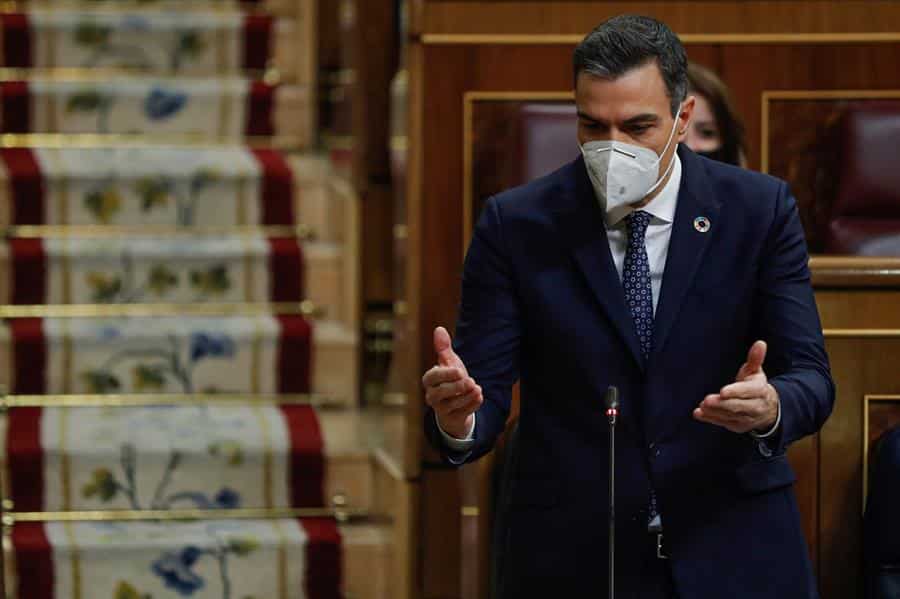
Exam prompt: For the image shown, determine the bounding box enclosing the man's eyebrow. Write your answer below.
[576,111,604,124]
[623,113,660,125]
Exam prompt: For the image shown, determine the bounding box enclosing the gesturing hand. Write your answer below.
[693,340,779,434]
[421,327,483,440]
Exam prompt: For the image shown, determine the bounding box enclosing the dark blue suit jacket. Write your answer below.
[425,145,835,598]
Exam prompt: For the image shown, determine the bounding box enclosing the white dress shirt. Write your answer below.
[438,152,777,451]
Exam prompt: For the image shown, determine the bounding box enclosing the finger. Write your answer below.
[693,406,744,432]
[706,403,769,430]
[694,395,755,427]
[443,386,483,415]
[742,340,767,377]
[720,380,768,400]
[700,394,763,419]
[422,365,465,388]
[447,391,483,417]
[695,402,744,424]
[694,406,737,426]
[426,378,476,407]
[434,326,464,370]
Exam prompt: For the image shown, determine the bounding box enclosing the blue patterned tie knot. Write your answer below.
[626,210,653,243]
[623,210,654,360]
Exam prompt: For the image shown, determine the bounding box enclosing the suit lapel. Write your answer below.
[651,146,722,359]
[560,157,646,371]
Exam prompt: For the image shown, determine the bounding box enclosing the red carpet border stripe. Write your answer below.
[242,14,273,72]
[268,237,305,302]
[276,314,313,393]
[0,13,32,69]
[301,517,343,599]
[246,80,276,137]
[251,148,295,224]
[11,523,54,599]
[279,405,325,508]
[0,148,45,224]
[6,407,45,512]
[9,318,47,394]
[9,238,47,305]
[0,80,31,133]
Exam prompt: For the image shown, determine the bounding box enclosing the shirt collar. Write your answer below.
[603,151,682,228]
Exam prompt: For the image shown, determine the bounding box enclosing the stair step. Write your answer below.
[0,236,303,304]
[4,518,389,599]
[0,11,309,82]
[0,315,359,404]
[0,77,312,146]
[0,148,345,240]
[0,236,349,322]
[0,404,374,512]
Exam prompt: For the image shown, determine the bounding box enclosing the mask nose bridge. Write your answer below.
[612,147,637,159]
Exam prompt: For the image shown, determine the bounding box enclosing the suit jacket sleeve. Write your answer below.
[756,182,836,453]
[424,196,521,465]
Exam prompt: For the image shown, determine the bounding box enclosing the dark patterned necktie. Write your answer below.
[622,210,661,526]
[623,210,654,360]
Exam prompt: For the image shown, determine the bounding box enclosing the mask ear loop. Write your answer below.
[653,107,684,166]
[644,107,687,198]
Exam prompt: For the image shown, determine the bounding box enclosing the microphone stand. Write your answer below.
[605,386,620,599]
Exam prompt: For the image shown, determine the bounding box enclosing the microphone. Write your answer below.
[605,386,619,599]
[605,385,619,425]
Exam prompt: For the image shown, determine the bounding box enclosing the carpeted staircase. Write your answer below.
[0,2,393,598]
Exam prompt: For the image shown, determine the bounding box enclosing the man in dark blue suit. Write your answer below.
[422,15,835,599]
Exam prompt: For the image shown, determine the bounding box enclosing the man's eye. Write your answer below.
[630,125,651,134]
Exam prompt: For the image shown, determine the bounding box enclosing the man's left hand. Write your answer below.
[693,340,779,434]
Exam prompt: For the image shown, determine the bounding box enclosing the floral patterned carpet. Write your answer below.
[0,2,366,598]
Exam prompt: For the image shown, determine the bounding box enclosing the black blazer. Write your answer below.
[426,146,835,598]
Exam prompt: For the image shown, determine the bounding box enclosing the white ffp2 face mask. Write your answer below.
[581,112,681,211]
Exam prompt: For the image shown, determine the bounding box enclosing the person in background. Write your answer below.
[684,62,748,167]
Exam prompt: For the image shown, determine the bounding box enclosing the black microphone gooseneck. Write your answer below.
[605,386,620,599]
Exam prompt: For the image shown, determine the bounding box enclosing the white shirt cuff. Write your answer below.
[750,396,782,439]
[436,413,476,451]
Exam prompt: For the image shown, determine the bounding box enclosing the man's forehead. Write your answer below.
[575,66,670,119]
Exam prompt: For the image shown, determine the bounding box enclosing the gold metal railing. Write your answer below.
[0,67,282,83]
[1,506,370,525]
[3,224,316,239]
[0,300,324,318]
[0,133,306,150]
[0,391,346,408]
[0,1,281,14]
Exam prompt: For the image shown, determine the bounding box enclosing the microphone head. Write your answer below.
[605,386,619,411]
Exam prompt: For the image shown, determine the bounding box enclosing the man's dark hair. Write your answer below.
[573,15,688,117]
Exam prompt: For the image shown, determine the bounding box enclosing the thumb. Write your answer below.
[434,326,463,369]
[740,340,767,379]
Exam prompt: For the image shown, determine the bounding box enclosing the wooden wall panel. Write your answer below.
[407,5,900,598]
[421,467,464,597]
[363,183,396,305]
[818,335,900,598]
[412,1,900,36]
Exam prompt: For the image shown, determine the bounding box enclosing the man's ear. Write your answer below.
[677,95,696,142]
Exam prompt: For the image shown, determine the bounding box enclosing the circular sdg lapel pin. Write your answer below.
[694,216,711,233]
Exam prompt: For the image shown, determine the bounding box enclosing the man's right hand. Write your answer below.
[421,326,483,440]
